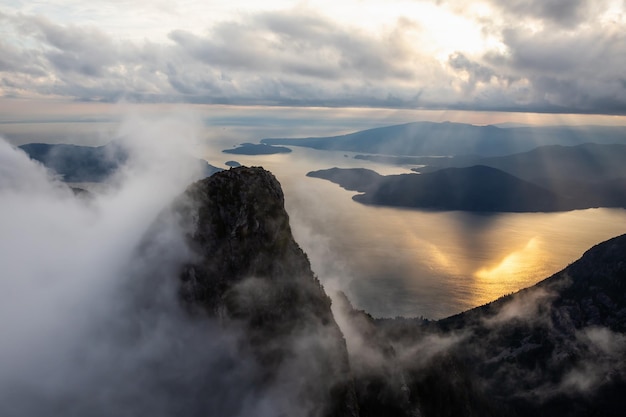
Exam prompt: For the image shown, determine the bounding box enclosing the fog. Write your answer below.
[0,114,269,417]
[0,110,377,416]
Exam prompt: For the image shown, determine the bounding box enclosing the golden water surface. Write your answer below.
[230,147,626,318]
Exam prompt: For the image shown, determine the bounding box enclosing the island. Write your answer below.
[307,165,626,212]
[223,143,292,155]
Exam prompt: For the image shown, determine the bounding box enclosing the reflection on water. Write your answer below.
[224,146,626,319]
[475,237,543,293]
[469,235,557,315]
[475,237,540,280]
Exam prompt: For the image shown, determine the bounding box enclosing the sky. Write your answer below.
[1,0,626,119]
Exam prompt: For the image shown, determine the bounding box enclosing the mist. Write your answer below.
[0,113,269,417]
[0,109,372,417]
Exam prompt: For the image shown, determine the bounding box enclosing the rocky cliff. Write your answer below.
[172,167,358,417]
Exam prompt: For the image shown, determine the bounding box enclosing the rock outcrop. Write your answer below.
[173,167,358,417]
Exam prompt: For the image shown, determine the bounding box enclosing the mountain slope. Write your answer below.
[464,143,626,184]
[19,142,221,182]
[168,167,359,417]
[356,165,566,211]
[404,143,626,183]
[309,166,570,212]
[450,144,626,208]
[337,234,626,417]
[309,162,626,211]
[19,142,128,182]
[307,167,384,193]
[438,234,626,416]
[222,143,292,155]
[262,122,626,157]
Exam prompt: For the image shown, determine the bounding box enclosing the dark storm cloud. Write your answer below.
[498,26,620,76]
[0,43,45,76]
[255,11,417,80]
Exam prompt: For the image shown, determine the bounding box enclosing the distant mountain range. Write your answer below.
[469,143,626,184]
[261,121,626,157]
[19,142,221,182]
[309,165,626,212]
[308,166,575,212]
[358,142,626,182]
[20,142,129,182]
[308,142,626,212]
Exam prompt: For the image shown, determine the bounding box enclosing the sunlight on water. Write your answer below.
[475,237,541,281]
[233,146,626,319]
[335,206,626,319]
[474,237,543,303]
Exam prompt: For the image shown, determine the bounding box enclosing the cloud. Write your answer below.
[0,9,433,106]
[485,0,610,28]
[0,108,368,416]
[558,326,626,394]
[448,52,496,85]
[435,0,626,113]
[0,7,439,108]
[165,10,432,106]
[0,12,170,101]
[1,3,626,113]
[479,21,626,113]
[0,112,276,416]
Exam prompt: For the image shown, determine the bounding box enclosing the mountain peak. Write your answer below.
[178,166,317,306]
[172,166,359,417]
